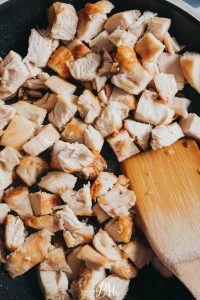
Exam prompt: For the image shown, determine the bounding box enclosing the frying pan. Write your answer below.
[0,0,199,299]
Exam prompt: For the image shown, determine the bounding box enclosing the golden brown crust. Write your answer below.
[4,186,28,203]
[25,215,59,232]
[104,216,134,243]
[115,46,140,73]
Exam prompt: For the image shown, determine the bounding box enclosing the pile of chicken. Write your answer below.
[0,1,200,299]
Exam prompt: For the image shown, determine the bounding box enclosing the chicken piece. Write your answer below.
[78,90,101,124]
[66,246,84,282]
[49,95,78,131]
[25,215,59,232]
[34,93,57,112]
[69,53,101,81]
[179,113,200,142]
[61,118,87,144]
[84,125,104,152]
[114,46,140,73]
[124,119,152,151]
[16,156,48,187]
[135,32,165,62]
[0,203,10,224]
[167,97,191,119]
[40,247,71,273]
[98,52,113,77]
[151,256,173,278]
[0,147,21,171]
[60,183,92,216]
[45,75,77,96]
[51,140,70,170]
[104,216,133,243]
[0,103,16,130]
[48,46,74,79]
[96,102,129,138]
[1,115,35,150]
[98,184,136,218]
[96,275,130,300]
[98,84,112,106]
[164,32,181,55]
[23,124,60,156]
[104,10,141,33]
[107,130,140,162]
[93,204,109,223]
[6,229,51,278]
[5,215,25,251]
[24,61,42,79]
[91,172,117,200]
[154,73,178,103]
[66,39,91,59]
[147,17,171,41]
[135,89,175,125]
[128,11,156,39]
[150,123,184,150]
[94,75,108,92]
[63,230,89,248]
[13,101,47,127]
[111,258,138,279]
[38,171,77,194]
[0,170,13,190]
[108,29,137,48]
[89,30,114,53]
[180,52,200,93]
[30,192,60,216]
[109,87,136,110]
[158,53,185,90]
[24,29,59,68]
[0,51,29,100]
[3,186,33,219]
[142,60,159,78]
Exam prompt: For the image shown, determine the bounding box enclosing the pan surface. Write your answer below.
[0,0,199,299]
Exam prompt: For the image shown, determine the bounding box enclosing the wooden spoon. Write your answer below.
[121,138,200,299]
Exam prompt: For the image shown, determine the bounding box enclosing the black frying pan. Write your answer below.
[0,0,199,299]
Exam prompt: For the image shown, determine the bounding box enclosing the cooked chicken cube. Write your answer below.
[135,32,165,62]
[38,171,77,194]
[109,29,137,48]
[13,101,47,127]
[40,247,71,273]
[135,90,175,125]
[114,45,140,73]
[0,147,21,171]
[25,215,59,232]
[151,256,173,278]
[89,30,114,53]
[104,216,133,243]
[49,95,78,130]
[154,73,178,103]
[66,246,84,282]
[0,203,10,224]
[0,103,16,130]
[23,124,60,156]
[24,61,42,79]
[142,60,159,78]
[66,39,91,59]
[150,123,184,150]
[93,204,109,224]
[109,87,136,110]
[34,93,57,112]
[94,75,108,92]
[48,2,78,40]
[3,186,33,219]
[128,11,156,39]
[167,97,191,118]
[91,172,117,200]
[111,257,138,279]
[180,52,200,93]
[51,140,70,170]
[61,118,87,144]
[0,170,13,190]
[84,125,104,153]
[164,32,181,55]
[98,184,136,218]
[5,215,25,251]
[45,75,77,96]
[98,52,113,77]
[147,17,171,41]
[1,115,35,150]
[69,53,101,81]
[6,229,51,278]
[30,192,60,216]
[78,90,101,124]
[107,130,140,162]
[179,113,200,142]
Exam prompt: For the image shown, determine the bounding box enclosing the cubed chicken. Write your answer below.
[0,147,21,171]
[34,93,57,112]
[94,75,108,92]
[23,124,60,156]
[179,113,200,142]
[91,172,117,200]
[98,52,113,77]
[114,46,140,73]
[25,215,58,232]
[61,118,87,144]
[104,216,133,243]
[45,75,77,96]
[5,215,25,251]
[0,103,16,130]
[30,192,60,216]
[51,140,70,170]
[78,90,101,124]
[66,246,84,282]
[142,60,159,78]
[0,170,13,191]
[93,204,109,223]
[108,29,137,48]
[63,231,88,248]
[154,73,178,103]
[84,125,104,152]
[40,247,71,273]
[107,130,140,162]
[167,97,191,118]
[89,30,114,53]
[147,17,171,41]
[66,39,91,59]
[111,258,138,279]
[6,229,52,278]
[180,52,200,93]
[0,203,10,224]
[150,123,184,150]
[163,32,181,55]
[0,237,6,264]
[49,95,78,130]
[128,11,156,39]
[151,256,173,278]
[48,2,78,40]
[109,87,136,110]
[38,171,77,194]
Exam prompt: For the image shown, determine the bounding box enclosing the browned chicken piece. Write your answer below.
[4,215,25,251]
[0,170,14,191]
[104,216,133,243]
[30,192,61,216]
[0,147,21,171]
[84,125,104,152]
[93,204,110,223]
[111,258,138,279]
[78,90,101,124]
[61,118,87,144]
[34,93,57,112]
[91,172,117,199]
[109,87,136,110]
[66,39,91,59]
[63,230,92,248]
[0,203,10,224]
[25,215,59,232]
[40,247,71,273]
[47,46,74,79]
[147,17,171,41]
[108,28,137,48]
[45,75,77,96]
[114,45,140,73]
[0,103,16,130]
[6,229,52,278]
[66,246,84,282]
[89,30,114,53]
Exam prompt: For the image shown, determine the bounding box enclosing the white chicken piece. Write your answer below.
[48,2,78,40]
[89,30,114,53]
[93,204,109,223]
[60,183,92,216]
[135,32,165,62]
[66,39,91,59]
[6,229,52,278]
[98,184,136,218]
[0,51,29,100]
[40,247,71,273]
[109,87,136,110]
[91,172,117,200]
[108,29,137,48]
[78,90,101,124]
[147,17,171,41]
[98,52,113,77]
[51,140,70,170]
[13,101,47,127]
[38,171,77,194]
[179,113,200,142]
[24,61,42,79]
[95,102,129,138]
[45,75,77,96]
[124,119,152,150]
[105,216,133,243]
[151,123,184,150]
[158,53,185,91]
[16,156,48,187]
[66,246,84,282]
[142,60,159,78]
[0,203,10,224]
[180,52,200,93]
[24,29,59,68]
[0,147,21,171]
[128,11,156,39]
[0,103,16,130]
[154,73,178,103]
[164,32,181,55]
[151,256,173,278]
[94,75,108,93]
[96,275,130,300]
[49,95,78,131]
[34,93,57,112]
[23,124,60,156]
[30,192,60,216]
[3,186,33,219]
[61,118,87,144]
[167,97,191,118]
[0,170,13,191]
[5,215,25,251]
[135,90,175,125]
[69,53,101,81]
[1,115,36,150]
[84,125,104,152]
[25,215,59,233]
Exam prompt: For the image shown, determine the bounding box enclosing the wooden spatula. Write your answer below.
[121,138,200,299]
